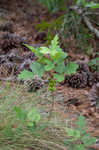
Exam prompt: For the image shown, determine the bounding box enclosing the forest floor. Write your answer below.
[0,0,99,150]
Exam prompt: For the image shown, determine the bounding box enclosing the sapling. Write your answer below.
[18,34,78,119]
[64,115,96,150]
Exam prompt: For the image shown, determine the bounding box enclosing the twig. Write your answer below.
[70,5,99,38]
[83,16,99,38]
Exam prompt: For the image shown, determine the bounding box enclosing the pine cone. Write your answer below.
[0,22,14,32]
[87,72,94,87]
[65,72,87,88]
[0,63,18,77]
[24,77,48,92]
[88,83,99,109]
[94,72,99,83]
[0,39,15,51]
[0,33,26,51]
[77,61,90,73]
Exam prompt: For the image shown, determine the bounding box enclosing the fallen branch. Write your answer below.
[83,16,99,38]
[70,5,99,38]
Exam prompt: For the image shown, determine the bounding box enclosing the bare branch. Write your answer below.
[83,16,99,38]
[70,5,99,38]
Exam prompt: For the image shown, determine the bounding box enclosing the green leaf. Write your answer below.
[64,139,73,146]
[44,62,55,71]
[85,137,96,147]
[24,44,37,53]
[43,59,53,65]
[76,116,86,131]
[88,57,99,66]
[74,130,81,138]
[49,34,63,57]
[55,62,65,73]
[30,62,45,77]
[66,127,75,137]
[24,44,43,58]
[35,20,50,31]
[40,47,50,54]
[2,125,14,138]
[66,127,80,138]
[53,73,64,82]
[77,144,85,150]
[56,52,68,62]
[51,34,59,50]
[51,51,63,60]
[76,0,86,6]
[13,106,27,120]
[18,70,34,80]
[86,2,99,9]
[43,59,55,71]
[81,133,90,144]
[27,108,40,126]
[65,62,78,75]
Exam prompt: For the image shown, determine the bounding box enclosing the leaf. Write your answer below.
[51,34,59,50]
[2,125,14,138]
[18,70,34,80]
[66,127,75,137]
[53,73,64,82]
[88,57,99,66]
[35,20,50,31]
[51,51,63,60]
[56,52,68,62]
[85,2,99,9]
[81,133,90,144]
[66,128,80,139]
[74,130,81,138]
[55,62,65,73]
[64,139,73,147]
[76,116,86,132]
[76,0,86,6]
[85,137,96,147]
[24,44,43,58]
[24,44,37,53]
[13,106,27,120]
[30,62,45,77]
[43,59,55,71]
[27,108,40,126]
[40,47,50,54]
[65,62,78,75]
[50,34,63,57]
[44,63,55,71]
[77,144,85,150]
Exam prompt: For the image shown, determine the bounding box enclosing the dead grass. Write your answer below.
[0,81,98,150]
[0,81,69,150]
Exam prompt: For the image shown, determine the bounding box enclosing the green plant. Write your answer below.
[1,106,40,140]
[14,106,40,130]
[37,0,65,13]
[75,0,99,8]
[64,116,96,150]
[18,34,78,85]
[60,9,93,52]
[35,16,64,44]
[88,54,99,72]
[18,35,78,118]
[60,0,99,52]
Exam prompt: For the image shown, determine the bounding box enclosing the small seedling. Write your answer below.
[18,34,78,118]
[18,34,78,85]
[64,116,96,150]
[14,106,40,129]
[88,53,99,72]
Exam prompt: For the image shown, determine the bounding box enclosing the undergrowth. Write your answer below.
[0,81,97,150]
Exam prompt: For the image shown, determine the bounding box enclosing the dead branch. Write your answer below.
[70,6,99,38]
